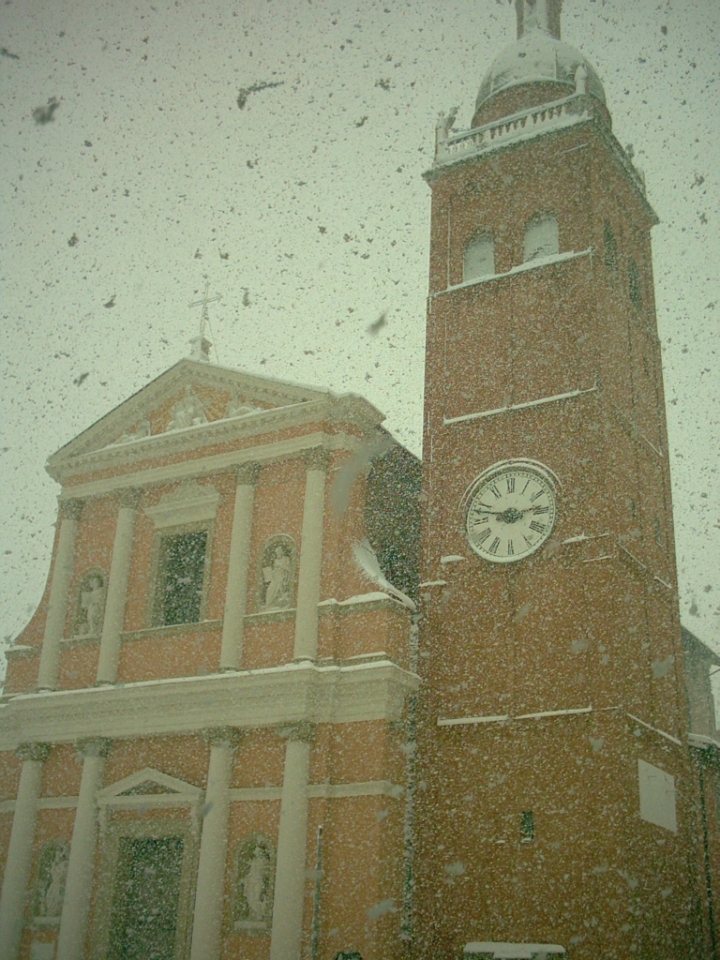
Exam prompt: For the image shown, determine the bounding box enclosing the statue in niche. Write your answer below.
[75,572,106,637]
[234,835,275,929]
[166,387,207,431]
[34,841,69,919]
[260,537,295,610]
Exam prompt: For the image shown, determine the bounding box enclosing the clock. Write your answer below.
[464,461,558,563]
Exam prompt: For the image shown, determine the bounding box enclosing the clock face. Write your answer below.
[465,463,557,563]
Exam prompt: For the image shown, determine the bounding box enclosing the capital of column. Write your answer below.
[302,446,331,471]
[59,498,85,521]
[202,726,242,750]
[276,721,316,744]
[76,737,111,760]
[116,487,142,510]
[233,462,262,486]
[16,742,51,763]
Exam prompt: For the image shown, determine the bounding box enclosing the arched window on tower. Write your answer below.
[523,214,559,263]
[463,233,495,282]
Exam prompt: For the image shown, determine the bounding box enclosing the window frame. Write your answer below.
[147,520,214,628]
[462,231,495,283]
[523,212,559,263]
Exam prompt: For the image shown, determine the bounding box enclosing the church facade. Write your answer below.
[1,3,718,960]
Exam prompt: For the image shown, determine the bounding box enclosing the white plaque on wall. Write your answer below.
[638,758,677,833]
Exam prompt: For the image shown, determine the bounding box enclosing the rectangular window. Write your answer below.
[155,530,208,626]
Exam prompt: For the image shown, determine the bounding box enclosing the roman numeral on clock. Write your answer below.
[489,537,501,555]
[529,520,546,534]
[476,528,491,544]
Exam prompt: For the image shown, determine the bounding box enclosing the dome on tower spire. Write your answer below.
[472,0,606,128]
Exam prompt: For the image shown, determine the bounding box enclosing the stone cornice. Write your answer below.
[48,393,384,485]
[425,93,657,226]
[54,432,360,502]
[0,660,420,751]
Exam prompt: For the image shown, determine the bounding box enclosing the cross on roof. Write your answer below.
[188,278,222,362]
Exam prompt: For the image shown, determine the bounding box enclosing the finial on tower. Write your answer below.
[514,0,562,40]
[188,278,221,362]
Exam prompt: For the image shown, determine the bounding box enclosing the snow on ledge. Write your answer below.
[445,382,598,426]
[627,713,682,746]
[440,555,467,564]
[318,591,403,608]
[464,943,566,958]
[435,248,593,299]
[688,733,720,751]
[438,706,593,727]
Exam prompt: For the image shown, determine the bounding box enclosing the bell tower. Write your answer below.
[413,3,711,959]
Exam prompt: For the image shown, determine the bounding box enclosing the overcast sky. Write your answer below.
[1,0,718,660]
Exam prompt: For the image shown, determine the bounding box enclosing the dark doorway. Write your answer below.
[107,836,184,960]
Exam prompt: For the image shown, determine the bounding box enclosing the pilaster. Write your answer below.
[56,738,110,960]
[269,723,316,960]
[220,464,260,670]
[293,449,330,661]
[96,489,141,684]
[0,743,51,960]
[37,499,84,689]
[189,728,241,960]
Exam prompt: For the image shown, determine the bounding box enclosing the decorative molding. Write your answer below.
[229,787,283,802]
[5,644,40,660]
[48,385,382,484]
[76,737,111,759]
[144,480,221,529]
[234,462,262,486]
[202,726,242,749]
[306,780,404,800]
[276,721,316,743]
[97,767,203,807]
[0,780,405,814]
[0,661,420,751]
[55,432,362,502]
[116,487,142,510]
[303,446,331,471]
[16,742,51,763]
[120,619,223,643]
[58,498,84,521]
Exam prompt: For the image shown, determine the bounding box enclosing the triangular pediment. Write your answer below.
[47,358,337,473]
[98,767,203,802]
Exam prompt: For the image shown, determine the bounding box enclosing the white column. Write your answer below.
[270,724,314,960]
[0,743,50,960]
[37,499,83,689]
[190,728,239,960]
[56,738,109,960]
[96,489,140,685]
[293,449,329,661]
[220,465,260,670]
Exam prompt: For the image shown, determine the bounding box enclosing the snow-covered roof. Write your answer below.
[475,29,605,114]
